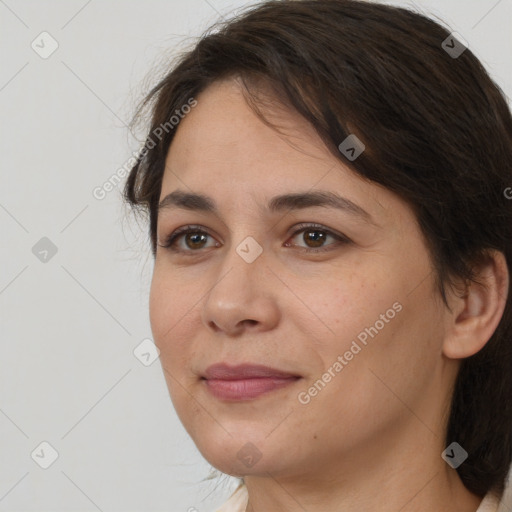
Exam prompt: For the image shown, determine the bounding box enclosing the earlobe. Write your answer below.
[442,250,509,360]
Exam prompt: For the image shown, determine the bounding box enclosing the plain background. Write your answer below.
[0,0,511,511]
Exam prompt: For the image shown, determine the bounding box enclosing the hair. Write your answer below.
[123,0,512,498]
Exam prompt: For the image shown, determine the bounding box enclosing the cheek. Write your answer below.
[149,269,192,368]
[149,275,198,421]
[343,283,445,420]
[314,269,396,344]
[149,274,170,348]
[304,259,435,391]
[150,262,195,334]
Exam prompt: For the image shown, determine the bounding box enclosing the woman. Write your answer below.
[123,1,512,510]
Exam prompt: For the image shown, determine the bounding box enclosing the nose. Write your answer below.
[200,240,281,337]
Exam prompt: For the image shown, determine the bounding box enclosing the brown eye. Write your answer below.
[183,232,209,250]
[285,223,351,253]
[301,229,327,248]
[158,225,218,253]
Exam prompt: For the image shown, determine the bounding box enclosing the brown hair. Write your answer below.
[123,0,512,497]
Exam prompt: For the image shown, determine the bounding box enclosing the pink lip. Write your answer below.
[202,363,301,401]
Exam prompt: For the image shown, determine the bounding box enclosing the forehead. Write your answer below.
[158,78,406,230]
[170,81,325,165]
[162,79,363,194]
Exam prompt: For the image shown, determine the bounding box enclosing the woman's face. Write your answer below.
[150,78,455,479]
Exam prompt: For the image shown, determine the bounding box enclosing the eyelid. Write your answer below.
[287,222,350,243]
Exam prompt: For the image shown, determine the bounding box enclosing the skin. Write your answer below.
[149,77,509,511]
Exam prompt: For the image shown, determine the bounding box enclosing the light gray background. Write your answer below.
[1,1,511,511]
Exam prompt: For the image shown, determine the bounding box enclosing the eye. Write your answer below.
[157,223,350,255]
[158,225,218,253]
[285,223,350,253]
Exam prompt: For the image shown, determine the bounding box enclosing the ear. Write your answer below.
[442,250,509,359]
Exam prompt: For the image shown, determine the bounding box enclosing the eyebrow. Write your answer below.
[157,189,375,223]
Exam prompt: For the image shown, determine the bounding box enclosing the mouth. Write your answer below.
[201,363,302,401]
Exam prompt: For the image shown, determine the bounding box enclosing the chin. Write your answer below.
[193,429,284,476]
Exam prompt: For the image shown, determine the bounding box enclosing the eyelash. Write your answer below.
[158,223,351,255]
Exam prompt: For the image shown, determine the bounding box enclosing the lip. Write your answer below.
[203,363,300,380]
[202,363,301,401]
